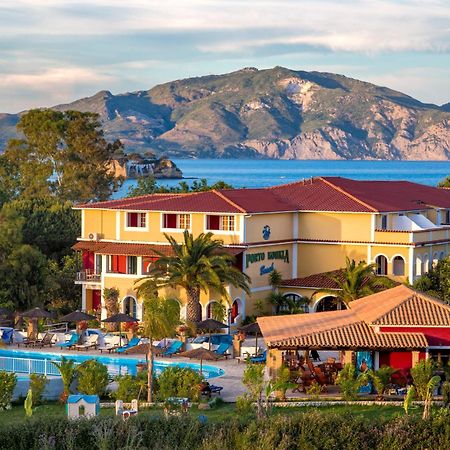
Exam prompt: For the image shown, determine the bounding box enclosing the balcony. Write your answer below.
[76,269,101,283]
[375,227,450,245]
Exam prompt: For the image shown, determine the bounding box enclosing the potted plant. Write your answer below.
[123,321,139,340]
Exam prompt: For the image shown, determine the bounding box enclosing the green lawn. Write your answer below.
[0,402,423,426]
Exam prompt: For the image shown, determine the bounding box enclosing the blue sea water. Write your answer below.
[117,159,450,198]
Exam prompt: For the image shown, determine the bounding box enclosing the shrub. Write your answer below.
[0,371,17,410]
[236,394,254,415]
[410,359,434,400]
[306,380,322,400]
[157,367,203,401]
[29,374,48,405]
[442,381,450,407]
[111,372,147,402]
[76,360,109,396]
[369,366,395,398]
[51,357,76,402]
[336,363,368,400]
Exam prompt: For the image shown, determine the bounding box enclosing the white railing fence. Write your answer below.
[0,356,61,376]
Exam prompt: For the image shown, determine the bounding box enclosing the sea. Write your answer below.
[116,159,450,198]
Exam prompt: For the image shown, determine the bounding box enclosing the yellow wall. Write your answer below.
[299,212,372,242]
[245,213,294,243]
[84,210,116,240]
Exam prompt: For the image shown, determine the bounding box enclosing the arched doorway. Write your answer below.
[392,256,405,276]
[281,293,309,314]
[415,255,422,277]
[315,296,346,312]
[375,255,388,275]
[422,255,430,274]
[231,298,241,324]
[123,296,137,318]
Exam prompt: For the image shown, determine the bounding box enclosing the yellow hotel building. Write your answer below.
[74,177,450,323]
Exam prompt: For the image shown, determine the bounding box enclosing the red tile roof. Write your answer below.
[258,285,449,350]
[76,177,450,214]
[73,240,244,257]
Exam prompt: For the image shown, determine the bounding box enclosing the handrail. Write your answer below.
[43,322,68,333]
[0,356,62,376]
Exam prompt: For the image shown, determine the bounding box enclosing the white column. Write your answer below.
[408,247,414,284]
[374,352,380,370]
[371,214,376,241]
[81,210,85,239]
[81,285,87,311]
[100,255,107,320]
[291,243,298,278]
[137,256,143,276]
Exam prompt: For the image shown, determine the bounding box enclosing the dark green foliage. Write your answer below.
[29,374,48,406]
[0,372,17,410]
[413,257,450,304]
[156,367,203,401]
[127,177,233,197]
[76,360,109,397]
[111,372,148,402]
[0,410,448,449]
[437,176,450,188]
[442,381,450,407]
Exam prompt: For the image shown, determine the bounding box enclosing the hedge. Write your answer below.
[0,409,448,449]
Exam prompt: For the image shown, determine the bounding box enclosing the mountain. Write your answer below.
[1,66,449,160]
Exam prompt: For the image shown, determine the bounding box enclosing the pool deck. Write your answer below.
[4,346,248,402]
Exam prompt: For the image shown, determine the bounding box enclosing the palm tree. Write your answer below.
[318,257,393,306]
[138,231,250,322]
[137,282,180,403]
[51,357,76,402]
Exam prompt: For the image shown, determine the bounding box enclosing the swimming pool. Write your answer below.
[0,349,224,379]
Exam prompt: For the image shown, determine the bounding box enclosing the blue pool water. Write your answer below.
[0,349,224,379]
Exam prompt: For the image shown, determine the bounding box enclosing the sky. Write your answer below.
[0,0,449,113]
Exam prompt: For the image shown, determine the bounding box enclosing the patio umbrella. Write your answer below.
[60,310,96,335]
[195,319,229,350]
[102,312,137,348]
[238,322,261,356]
[178,347,220,375]
[124,343,165,356]
[20,307,53,338]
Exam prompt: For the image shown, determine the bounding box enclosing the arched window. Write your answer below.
[375,255,388,275]
[432,253,439,267]
[422,255,430,274]
[439,251,445,261]
[281,294,309,314]
[315,296,346,312]
[415,255,422,277]
[206,301,225,321]
[123,296,137,318]
[392,256,405,276]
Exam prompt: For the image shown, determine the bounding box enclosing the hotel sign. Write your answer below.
[245,249,290,272]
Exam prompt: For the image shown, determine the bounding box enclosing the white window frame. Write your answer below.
[126,255,138,275]
[124,211,149,232]
[204,214,236,234]
[161,213,192,232]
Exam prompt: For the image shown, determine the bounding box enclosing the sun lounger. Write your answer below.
[55,333,80,349]
[17,331,39,347]
[33,332,55,348]
[98,335,121,354]
[116,337,141,353]
[213,343,231,359]
[75,334,99,351]
[161,340,183,357]
[250,350,267,364]
[1,329,13,345]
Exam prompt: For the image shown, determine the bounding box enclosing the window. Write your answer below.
[392,256,405,276]
[163,213,191,230]
[446,210,450,225]
[123,296,137,318]
[206,215,235,231]
[95,255,102,274]
[415,256,422,277]
[381,215,388,230]
[142,256,158,274]
[422,255,430,273]
[375,255,388,275]
[280,294,309,314]
[127,256,137,275]
[126,212,146,228]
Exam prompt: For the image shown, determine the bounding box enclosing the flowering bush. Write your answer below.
[0,372,17,410]
[78,321,88,331]
[123,322,139,333]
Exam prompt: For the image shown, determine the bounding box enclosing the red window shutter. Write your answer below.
[118,256,127,274]
[82,251,95,270]
[164,214,177,228]
[128,213,138,227]
[207,215,220,230]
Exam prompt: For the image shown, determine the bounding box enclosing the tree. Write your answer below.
[138,230,250,322]
[103,287,120,331]
[136,282,180,403]
[413,257,450,304]
[319,258,394,305]
[1,109,123,203]
[267,270,308,314]
[51,357,77,402]
[437,176,450,188]
[127,177,234,198]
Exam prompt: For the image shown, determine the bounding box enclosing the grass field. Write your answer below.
[0,401,423,426]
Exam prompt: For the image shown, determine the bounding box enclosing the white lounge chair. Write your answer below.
[98,335,121,353]
[75,334,99,351]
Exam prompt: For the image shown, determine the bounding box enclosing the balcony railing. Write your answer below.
[76,269,101,282]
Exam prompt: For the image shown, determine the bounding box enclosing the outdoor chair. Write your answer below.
[75,334,99,351]
[55,333,80,349]
[17,332,39,347]
[116,337,141,353]
[250,350,267,364]
[1,329,13,345]
[33,332,55,348]
[213,343,231,359]
[161,340,183,357]
[98,336,121,353]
